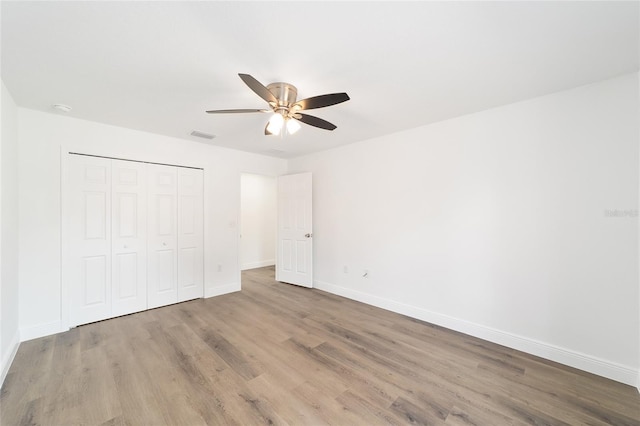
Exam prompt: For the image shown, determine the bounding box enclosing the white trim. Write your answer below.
[19,280,235,342]
[237,174,242,292]
[0,331,20,386]
[241,260,275,271]
[60,148,70,331]
[68,152,203,170]
[205,282,240,298]
[315,280,639,387]
[20,320,65,342]
[637,69,640,395]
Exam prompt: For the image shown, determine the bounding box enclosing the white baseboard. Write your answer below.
[1,330,20,387]
[314,280,638,387]
[18,286,242,341]
[241,260,275,271]
[20,320,65,342]
[205,282,240,298]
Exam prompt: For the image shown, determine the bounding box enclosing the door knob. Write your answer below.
[305,233,313,238]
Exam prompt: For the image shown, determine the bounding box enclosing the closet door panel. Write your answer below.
[147,164,178,309]
[111,160,147,316]
[67,156,112,326]
[177,168,204,302]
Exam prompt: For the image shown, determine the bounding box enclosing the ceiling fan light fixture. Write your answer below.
[267,112,284,135]
[206,73,350,135]
[286,118,301,135]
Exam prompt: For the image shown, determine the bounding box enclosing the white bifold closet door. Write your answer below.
[177,168,204,302]
[146,165,204,308]
[67,156,113,326]
[111,160,148,316]
[147,164,179,309]
[66,155,203,327]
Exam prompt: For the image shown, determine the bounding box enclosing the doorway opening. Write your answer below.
[240,174,277,281]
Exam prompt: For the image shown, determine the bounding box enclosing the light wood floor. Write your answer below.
[2,267,639,425]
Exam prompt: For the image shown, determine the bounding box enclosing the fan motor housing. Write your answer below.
[267,82,298,107]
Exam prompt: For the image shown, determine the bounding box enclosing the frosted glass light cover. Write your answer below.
[286,118,301,135]
[267,113,284,135]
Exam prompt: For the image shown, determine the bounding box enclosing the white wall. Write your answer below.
[17,109,287,340]
[1,81,21,385]
[240,173,276,270]
[289,73,640,386]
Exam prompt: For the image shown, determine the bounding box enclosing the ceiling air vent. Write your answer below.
[264,149,286,157]
[190,130,215,140]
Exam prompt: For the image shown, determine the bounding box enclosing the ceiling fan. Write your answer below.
[206,73,350,136]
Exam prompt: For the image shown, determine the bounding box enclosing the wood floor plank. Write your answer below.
[391,395,449,425]
[291,380,367,425]
[2,266,639,425]
[335,389,406,425]
[247,373,324,425]
[105,339,169,425]
[76,346,122,425]
[444,403,530,426]
[0,335,55,423]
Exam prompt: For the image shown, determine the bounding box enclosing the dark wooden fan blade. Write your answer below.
[294,93,350,111]
[296,113,337,131]
[206,109,269,114]
[239,73,278,105]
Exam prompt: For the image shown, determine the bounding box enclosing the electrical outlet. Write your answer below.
[343,265,348,274]
[217,264,222,272]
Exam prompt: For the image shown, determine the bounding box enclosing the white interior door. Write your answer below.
[67,155,112,326]
[147,164,178,309]
[276,172,313,287]
[111,160,147,316]
[177,168,204,302]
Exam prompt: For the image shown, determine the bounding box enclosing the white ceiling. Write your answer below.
[2,1,638,159]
